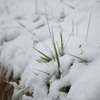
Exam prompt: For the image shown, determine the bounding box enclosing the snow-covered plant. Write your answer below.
[18,7,66,77]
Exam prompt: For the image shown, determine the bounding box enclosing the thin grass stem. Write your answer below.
[62,1,75,9]
[51,29,61,75]
[44,6,52,35]
[66,53,87,63]
[65,31,72,46]
[32,71,38,76]
[35,0,38,15]
[86,7,93,42]
[72,18,74,36]
[34,68,49,75]
[76,20,78,35]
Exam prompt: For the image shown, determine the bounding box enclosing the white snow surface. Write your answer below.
[0,0,100,100]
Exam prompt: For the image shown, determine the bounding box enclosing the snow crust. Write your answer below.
[0,0,100,100]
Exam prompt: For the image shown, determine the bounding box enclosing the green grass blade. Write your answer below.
[53,42,60,67]
[34,68,49,75]
[60,32,64,56]
[51,30,60,67]
[44,7,61,75]
[58,22,64,56]
[56,42,61,56]
[33,47,52,62]
[52,30,61,75]
[66,53,87,63]
[33,71,38,76]
[44,7,58,59]
[86,7,93,42]
[50,29,61,75]
[40,56,51,62]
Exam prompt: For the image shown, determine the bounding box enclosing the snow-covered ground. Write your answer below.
[0,0,100,100]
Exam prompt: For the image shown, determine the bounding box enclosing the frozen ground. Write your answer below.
[0,0,100,100]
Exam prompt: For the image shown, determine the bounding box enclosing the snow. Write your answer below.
[0,0,100,100]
